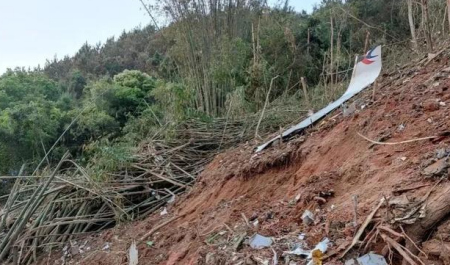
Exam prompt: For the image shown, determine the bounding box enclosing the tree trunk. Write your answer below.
[421,0,433,51]
[447,0,450,33]
[364,31,370,54]
[300,77,311,110]
[307,28,311,56]
[407,0,418,50]
[330,14,334,88]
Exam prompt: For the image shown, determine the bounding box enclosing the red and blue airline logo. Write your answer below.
[360,47,378,65]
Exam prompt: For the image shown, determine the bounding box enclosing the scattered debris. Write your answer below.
[341,199,384,258]
[283,237,330,264]
[302,210,315,226]
[310,249,325,265]
[167,195,176,204]
[307,238,330,259]
[129,241,139,265]
[160,207,168,215]
[343,103,357,117]
[345,253,388,265]
[249,234,273,249]
[283,245,310,257]
[298,233,306,240]
[102,242,111,251]
[33,47,450,265]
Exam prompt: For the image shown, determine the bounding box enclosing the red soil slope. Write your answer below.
[39,55,450,265]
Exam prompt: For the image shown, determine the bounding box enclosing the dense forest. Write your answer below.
[0,0,446,178]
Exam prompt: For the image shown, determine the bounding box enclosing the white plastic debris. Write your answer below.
[345,253,387,265]
[283,246,310,257]
[307,238,330,259]
[284,238,331,259]
[298,233,306,240]
[102,242,111,251]
[253,219,259,227]
[440,101,446,106]
[249,234,273,249]
[160,207,168,216]
[302,210,315,226]
[129,241,139,265]
[167,195,176,204]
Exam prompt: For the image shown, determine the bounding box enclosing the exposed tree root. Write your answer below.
[403,183,450,264]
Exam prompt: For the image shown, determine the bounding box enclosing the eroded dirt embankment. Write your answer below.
[39,56,450,265]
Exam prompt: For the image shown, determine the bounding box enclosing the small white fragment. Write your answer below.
[345,253,388,265]
[102,242,110,251]
[167,195,176,204]
[298,233,306,240]
[283,246,310,257]
[129,241,139,265]
[249,234,273,249]
[307,238,330,259]
[302,210,315,226]
[160,207,168,216]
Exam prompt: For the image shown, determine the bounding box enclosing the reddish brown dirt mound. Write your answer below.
[39,56,450,265]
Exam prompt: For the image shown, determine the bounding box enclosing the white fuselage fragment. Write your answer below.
[256,46,383,152]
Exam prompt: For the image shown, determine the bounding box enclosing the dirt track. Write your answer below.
[38,56,450,264]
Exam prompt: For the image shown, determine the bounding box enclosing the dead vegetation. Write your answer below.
[0,105,309,264]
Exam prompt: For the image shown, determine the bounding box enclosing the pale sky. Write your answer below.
[0,0,320,74]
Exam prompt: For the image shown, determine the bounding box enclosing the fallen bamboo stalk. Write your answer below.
[381,233,420,265]
[0,153,69,261]
[133,165,189,188]
[340,198,385,258]
[137,214,186,244]
[357,132,437,145]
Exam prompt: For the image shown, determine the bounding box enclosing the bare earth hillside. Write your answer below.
[39,53,450,265]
